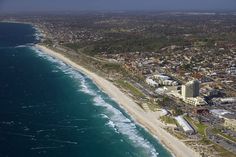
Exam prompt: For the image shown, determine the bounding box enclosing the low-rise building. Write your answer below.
[183,97,207,107]
[220,97,236,103]
[175,116,195,134]
[155,87,167,94]
[153,74,170,80]
[146,78,158,87]
[210,109,232,118]
[222,114,236,131]
[158,79,178,86]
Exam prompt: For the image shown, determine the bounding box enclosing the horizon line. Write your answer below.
[1,9,236,15]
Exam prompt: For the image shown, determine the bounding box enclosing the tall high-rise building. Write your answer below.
[182,80,200,99]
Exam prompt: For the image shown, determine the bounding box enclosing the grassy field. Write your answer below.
[184,115,207,136]
[160,115,177,125]
[116,80,145,98]
[195,122,208,136]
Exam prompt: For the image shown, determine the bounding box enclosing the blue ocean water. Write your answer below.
[0,22,172,157]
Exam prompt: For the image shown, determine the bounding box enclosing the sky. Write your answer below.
[0,0,236,13]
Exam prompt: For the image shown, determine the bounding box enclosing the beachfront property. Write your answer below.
[146,74,178,87]
[9,12,236,156]
[153,74,179,86]
[180,80,207,107]
[145,74,179,96]
[183,97,207,107]
[146,77,158,87]
[175,116,195,134]
[182,80,200,100]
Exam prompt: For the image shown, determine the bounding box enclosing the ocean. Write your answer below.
[0,22,172,157]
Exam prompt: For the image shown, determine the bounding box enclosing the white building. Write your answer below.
[154,74,178,86]
[220,97,236,103]
[146,78,158,87]
[175,116,195,134]
[210,109,232,118]
[184,97,207,107]
[155,87,167,94]
[153,74,170,80]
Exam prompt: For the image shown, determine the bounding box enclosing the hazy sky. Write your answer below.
[0,0,236,12]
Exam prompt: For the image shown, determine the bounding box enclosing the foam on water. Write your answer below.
[93,95,159,157]
[15,45,28,48]
[32,46,159,157]
[32,26,43,41]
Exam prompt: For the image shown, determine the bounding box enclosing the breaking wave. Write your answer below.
[32,46,159,157]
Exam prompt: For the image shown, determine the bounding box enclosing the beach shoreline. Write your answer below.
[35,44,200,157]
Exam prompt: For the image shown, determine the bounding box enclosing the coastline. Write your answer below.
[35,44,200,157]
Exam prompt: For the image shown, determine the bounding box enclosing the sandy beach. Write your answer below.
[35,44,200,157]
